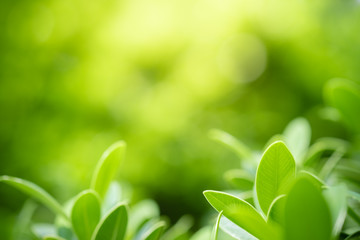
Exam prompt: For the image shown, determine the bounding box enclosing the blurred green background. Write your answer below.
[1,0,359,238]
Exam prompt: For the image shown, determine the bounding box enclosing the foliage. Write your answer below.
[0,143,191,240]
[1,0,360,233]
[1,3,360,234]
[204,110,360,240]
[1,80,360,240]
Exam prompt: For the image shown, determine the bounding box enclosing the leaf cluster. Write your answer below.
[0,141,191,240]
[206,116,360,240]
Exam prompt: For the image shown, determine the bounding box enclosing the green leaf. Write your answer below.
[336,161,360,187]
[56,226,73,240]
[284,176,332,240]
[141,221,166,240]
[208,129,253,161]
[203,190,277,240]
[55,197,76,240]
[32,224,57,238]
[189,226,211,240]
[71,190,101,240]
[0,176,68,220]
[283,117,311,163]
[319,148,346,180]
[223,190,254,207]
[128,199,160,238]
[267,195,286,224]
[298,170,325,189]
[102,182,122,214]
[348,206,360,225]
[343,228,360,236]
[91,141,126,199]
[224,170,253,191]
[91,203,128,240]
[219,216,257,240]
[345,231,360,240]
[211,211,223,240]
[324,78,360,133]
[133,218,158,240]
[161,215,193,240]
[304,137,349,167]
[323,184,348,238]
[13,200,38,240]
[255,141,295,215]
[43,237,66,240]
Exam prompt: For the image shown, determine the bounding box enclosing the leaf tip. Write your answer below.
[111,140,127,149]
[203,190,211,198]
[269,140,287,149]
[203,190,217,198]
[102,140,127,159]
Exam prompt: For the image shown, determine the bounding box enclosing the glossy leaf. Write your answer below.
[43,237,66,240]
[141,221,166,240]
[255,141,295,215]
[128,199,160,238]
[91,203,128,240]
[189,226,212,240]
[133,219,157,240]
[203,190,276,240]
[219,216,257,240]
[283,117,311,163]
[284,177,332,240]
[225,190,254,207]
[298,170,325,189]
[0,176,67,219]
[91,141,126,198]
[267,195,286,224]
[211,211,223,240]
[71,190,101,240]
[161,215,193,240]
